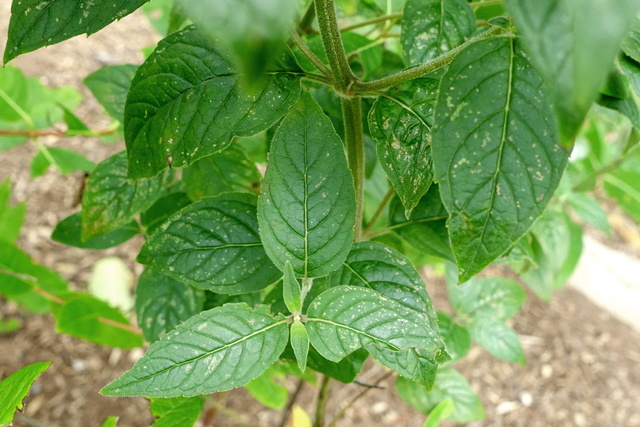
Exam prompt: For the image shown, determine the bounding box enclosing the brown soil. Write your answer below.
[1,6,639,427]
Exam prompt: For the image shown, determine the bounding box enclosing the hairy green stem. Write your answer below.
[340,12,403,33]
[341,97,365,241]
[353,26,510,92]
[315,0,356,94]
[291,31,333,79]
[313,375,332,427]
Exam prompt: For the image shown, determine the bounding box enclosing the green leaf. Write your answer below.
[433,37,569,282]
[280,345,367,383]
[178,0,298,80]
[520,209,583,299]
[447,276,525,323]
[150,396,204,427]
[368,75,439,215]
[598,92,640,130]
[623,18,640,64]
[258,93,356,278]
[396,369,484,423]
[468,318,525,364]
[84,64,138,123]
[401,0,476,66]
[182,147,261,201]
[290,321,309,372]
[140,192,192,235]
[0,318,20,333]
[125,26,301,179]
[423,398,455,427]
[436,312,471,363]
[0,179,26,244]
[30,147,95,178]
[135,268,205,343]
[55,293,143,348]
[245,366,289,410]
[3,0,148,63]
[605,170,640,223]
[504,0,640,143]
[388,186,454,262]
[101,304,288,397]
[566,192,610,233]
[52,212,139,250]
[81,151,174,240]
[283,261,302,314]
[0,362,51,425]
[100,416,118,427]
[137,193,281,294]
[306,286,446,363]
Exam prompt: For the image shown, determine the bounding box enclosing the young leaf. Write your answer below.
[368,76,439,215]
[401,0,476,66]
[100,416,118,427]
[182,147,261,201]
[396,369,484,423]
[290,321,310,372]
[135,268,205,343]
[3,1,148,63]
[245,367,289,409]
[52,212,139,250]
[55,293,143,349]
[468,318,525,364]
[433,37,569,282]
[137,193,281,294]
[423,398,455,427]
[436,312,471,363]
[125,26,301,178]
[566,192,610,233]
[81,151,174,240]
[258,93,356,278]
[504,0,640,143]
[283,261,302,314]
[0,362,51,425]
[84,64,138,123]
[447,276,525,323]
[305,286,446,363]
[30,147,95,178]
[101,304,289,397]
[0,179,26,244]
[388,186,454,262]
[149,396,205,427]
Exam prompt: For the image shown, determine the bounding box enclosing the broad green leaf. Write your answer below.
[30,147,95,178]
[125,26,301,178]
[61,106,89,132]
[401,0,476,66]
[150,396,204,427]
[178,0,297,80]
[368,75,439,215]
[520,209,583,299]
[623,18,640,64]
[468,318,525,364]
[245,366,289,409]
[182,147,261,201]
[84,64,138,123]
[433,37,569,282]
[101,304,289,397]
[504,0,640,143]
[437,312,471,363]
[140,192,192,235]
[55,293,143,348]
[290,321,309,372]
[52,212,139,250]
[258,93,356,278]
[0,179,26,244]
[566,192,610,233]
[306,286,447,363]
[388,186,454,262]
[598,92,640,130]
[135,268,205,343]
[0,362,51,425]
[396,369,484,423]
[447,276,524,323]
[283,262,302,314]
[605,170,640,223]
[81,151,174,240]
[3,0,148,63]
[100,416,118,427]
[138,193,281,294]
[424,398,455,427]
[0,241,68,309]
